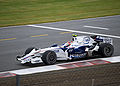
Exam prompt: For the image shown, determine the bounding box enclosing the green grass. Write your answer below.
[0,0,120,27]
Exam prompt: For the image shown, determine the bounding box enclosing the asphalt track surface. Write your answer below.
[0,15,120,72]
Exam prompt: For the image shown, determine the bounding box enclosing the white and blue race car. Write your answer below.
[16,35,114,65]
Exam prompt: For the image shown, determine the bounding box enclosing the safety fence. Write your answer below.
[0,62,120,86]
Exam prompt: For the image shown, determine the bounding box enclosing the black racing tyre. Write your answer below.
[25,47,35,55]
[41,50,57,65]
[98,43,114,57]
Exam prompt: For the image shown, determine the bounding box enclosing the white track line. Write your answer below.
[100,56,120,63]
[83,25,109,30]
[10,65,65,75]
[27,25,120,39]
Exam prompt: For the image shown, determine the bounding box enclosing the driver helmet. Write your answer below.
[72,34,78,41]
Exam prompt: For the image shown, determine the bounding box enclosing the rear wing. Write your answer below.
[95,36,113,45]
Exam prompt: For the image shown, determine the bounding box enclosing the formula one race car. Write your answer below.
[16,35,114,65]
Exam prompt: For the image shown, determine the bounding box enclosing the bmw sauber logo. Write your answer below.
[83,37,90,44]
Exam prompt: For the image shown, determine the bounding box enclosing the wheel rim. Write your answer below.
[104,46,111,55]
[49,54,55,61]
[47,52,56,63]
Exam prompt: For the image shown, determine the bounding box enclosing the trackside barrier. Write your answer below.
[0,72,20,86]
[16,75,20,86]
[0,56,120,86]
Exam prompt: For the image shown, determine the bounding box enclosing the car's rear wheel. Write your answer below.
[41,50,57,65]
[98,43,114,57]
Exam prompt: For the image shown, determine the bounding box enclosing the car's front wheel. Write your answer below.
[41,50,57,65]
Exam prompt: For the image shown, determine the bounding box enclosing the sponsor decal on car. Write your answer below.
[70,53,86,58]
[83,37,90,44]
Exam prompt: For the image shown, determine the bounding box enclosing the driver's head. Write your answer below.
[72,34,77,41]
